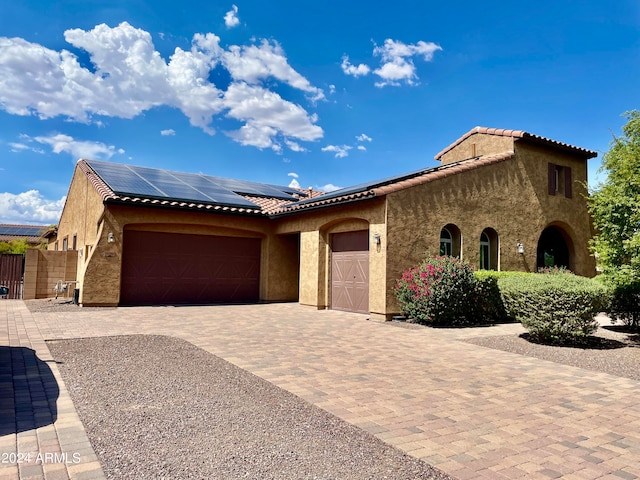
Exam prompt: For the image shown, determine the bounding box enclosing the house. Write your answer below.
[26,127,597,319]
[0,224,48,247]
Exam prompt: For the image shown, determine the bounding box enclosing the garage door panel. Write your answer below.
[120,230,260,305]
[330,231,369,314]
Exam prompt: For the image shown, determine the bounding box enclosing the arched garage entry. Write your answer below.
[330,230,369,314]
[536,225,573,270]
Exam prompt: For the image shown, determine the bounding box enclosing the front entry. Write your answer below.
[536,226,571,270]
[330,230,369,314]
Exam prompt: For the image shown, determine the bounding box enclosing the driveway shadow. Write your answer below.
[0,346,59,436]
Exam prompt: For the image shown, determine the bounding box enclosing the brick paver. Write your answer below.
[2,300,640,479]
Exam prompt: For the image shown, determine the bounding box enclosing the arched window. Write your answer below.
[440,228,452,256]
[479,228,499,270]
[439,224,462,258]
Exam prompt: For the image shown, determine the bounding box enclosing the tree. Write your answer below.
[0,239,30,255]
[588,110,640,328]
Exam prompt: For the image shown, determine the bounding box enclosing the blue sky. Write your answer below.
[1,1,638,225]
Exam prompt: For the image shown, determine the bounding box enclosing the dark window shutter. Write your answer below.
[548,163,556,195]
[564,167,572,198]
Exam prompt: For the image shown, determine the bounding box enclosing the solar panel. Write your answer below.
[205,176,299,200]
[0,225,45,236]
[87,160,259,208]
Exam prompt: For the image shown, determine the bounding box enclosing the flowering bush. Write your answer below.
[395,256,479,326]
[537,266,573,275]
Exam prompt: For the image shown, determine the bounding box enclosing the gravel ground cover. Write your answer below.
[47,335,452,480]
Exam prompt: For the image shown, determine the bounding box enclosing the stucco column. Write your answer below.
[298,230,326,309]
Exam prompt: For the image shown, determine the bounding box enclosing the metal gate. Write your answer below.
[0,254,24,299]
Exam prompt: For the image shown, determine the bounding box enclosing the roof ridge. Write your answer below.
[435,126,596,160]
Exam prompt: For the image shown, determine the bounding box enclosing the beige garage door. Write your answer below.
[330,230,369,314]
[120,230,260,306]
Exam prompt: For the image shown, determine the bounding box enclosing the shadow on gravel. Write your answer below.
[602,325,640,347]
[519,333,628,350]
[0,346,59,436]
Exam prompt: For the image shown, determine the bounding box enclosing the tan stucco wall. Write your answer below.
[385,143,596,315]
[24,249,78,299]
[275,199,388,316]
[439,132,515,164]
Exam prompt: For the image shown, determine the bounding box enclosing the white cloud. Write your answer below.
[9,142,45,154]
[0,190,65,224]
[160,129,176,136]
[321,144,352,158]
[341,56,370,77]
[224,5,240,28]
[357,145,366,151]
[373,39,442,87]
[0,22,324,149]
[317,183,341,192]
[222,40,324,101]
[356,133,372,142]
[25,133,124,160]
[224,82,323,150]
[285,139,306,152]
[341,39,441,87]
[287,172,299,178]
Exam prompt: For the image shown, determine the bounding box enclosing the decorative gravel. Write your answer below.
[47,335,452,480]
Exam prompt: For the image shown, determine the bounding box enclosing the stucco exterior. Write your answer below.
[32,127,597,319]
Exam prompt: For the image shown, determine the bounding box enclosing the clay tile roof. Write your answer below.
[434,126,597,160]
[372,151,514,196]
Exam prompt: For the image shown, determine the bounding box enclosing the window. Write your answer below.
[54,241,59,251]
[72,234,77,250]
[479,228,499,270]
[440,228,452,256]
[439,225,462,258]
[548,163,572,198]
[62,237,68,251]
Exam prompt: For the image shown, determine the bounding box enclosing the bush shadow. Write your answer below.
[519,333,628,350]
[0,346,59,436]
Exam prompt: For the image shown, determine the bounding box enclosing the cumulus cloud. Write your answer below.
[341,56,371,77]
[356,133,372,142]
[317,183,341,192]
[0,22,324,149]
[341,39,441,87]
[160,129,176,136]
[22,134,124,160]
[285,139,306,152]
[0,190,65,224]
[287,172,300,189]
[321,144,352,158]
[224,5,240,28]
[9,142,45,154]
[357,145,366,151]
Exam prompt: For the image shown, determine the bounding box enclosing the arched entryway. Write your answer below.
[536,225,573,270]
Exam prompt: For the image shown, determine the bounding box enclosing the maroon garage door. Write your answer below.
[330,230,369,314]
[120,230,261,306]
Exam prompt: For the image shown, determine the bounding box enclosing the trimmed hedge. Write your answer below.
[497,273,609,343]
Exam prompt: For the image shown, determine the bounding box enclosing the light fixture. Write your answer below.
[517,242,524,255]
[373,233,381,245]
[107,232,114,243]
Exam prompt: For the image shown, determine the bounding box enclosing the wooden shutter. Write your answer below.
[564,167,572,198]
[548,163,556,195]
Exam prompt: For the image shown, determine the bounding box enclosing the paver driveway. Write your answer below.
[2,300,640,480]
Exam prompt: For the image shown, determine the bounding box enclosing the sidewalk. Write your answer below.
[2,299,640,480]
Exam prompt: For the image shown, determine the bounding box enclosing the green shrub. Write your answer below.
[498,273,608,343]
[473,271,512,323]
[395,256,479,326]
[599,269,640,330]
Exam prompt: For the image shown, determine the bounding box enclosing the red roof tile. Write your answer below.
[434,126,597,160]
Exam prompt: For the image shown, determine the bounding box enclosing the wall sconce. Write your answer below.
[107,232,115,243]
[517,242,524,255]
[373,233,381,245]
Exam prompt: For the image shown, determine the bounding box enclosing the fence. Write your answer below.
[0,254,24,299]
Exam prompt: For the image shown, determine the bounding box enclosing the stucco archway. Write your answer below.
[536,225,574,271]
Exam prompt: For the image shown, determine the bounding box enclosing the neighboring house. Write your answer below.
[0,224,48,246]
[29,127,597,319]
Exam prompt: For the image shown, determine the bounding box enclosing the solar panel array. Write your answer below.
[0,225,45,237]
[86,160,305,209]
